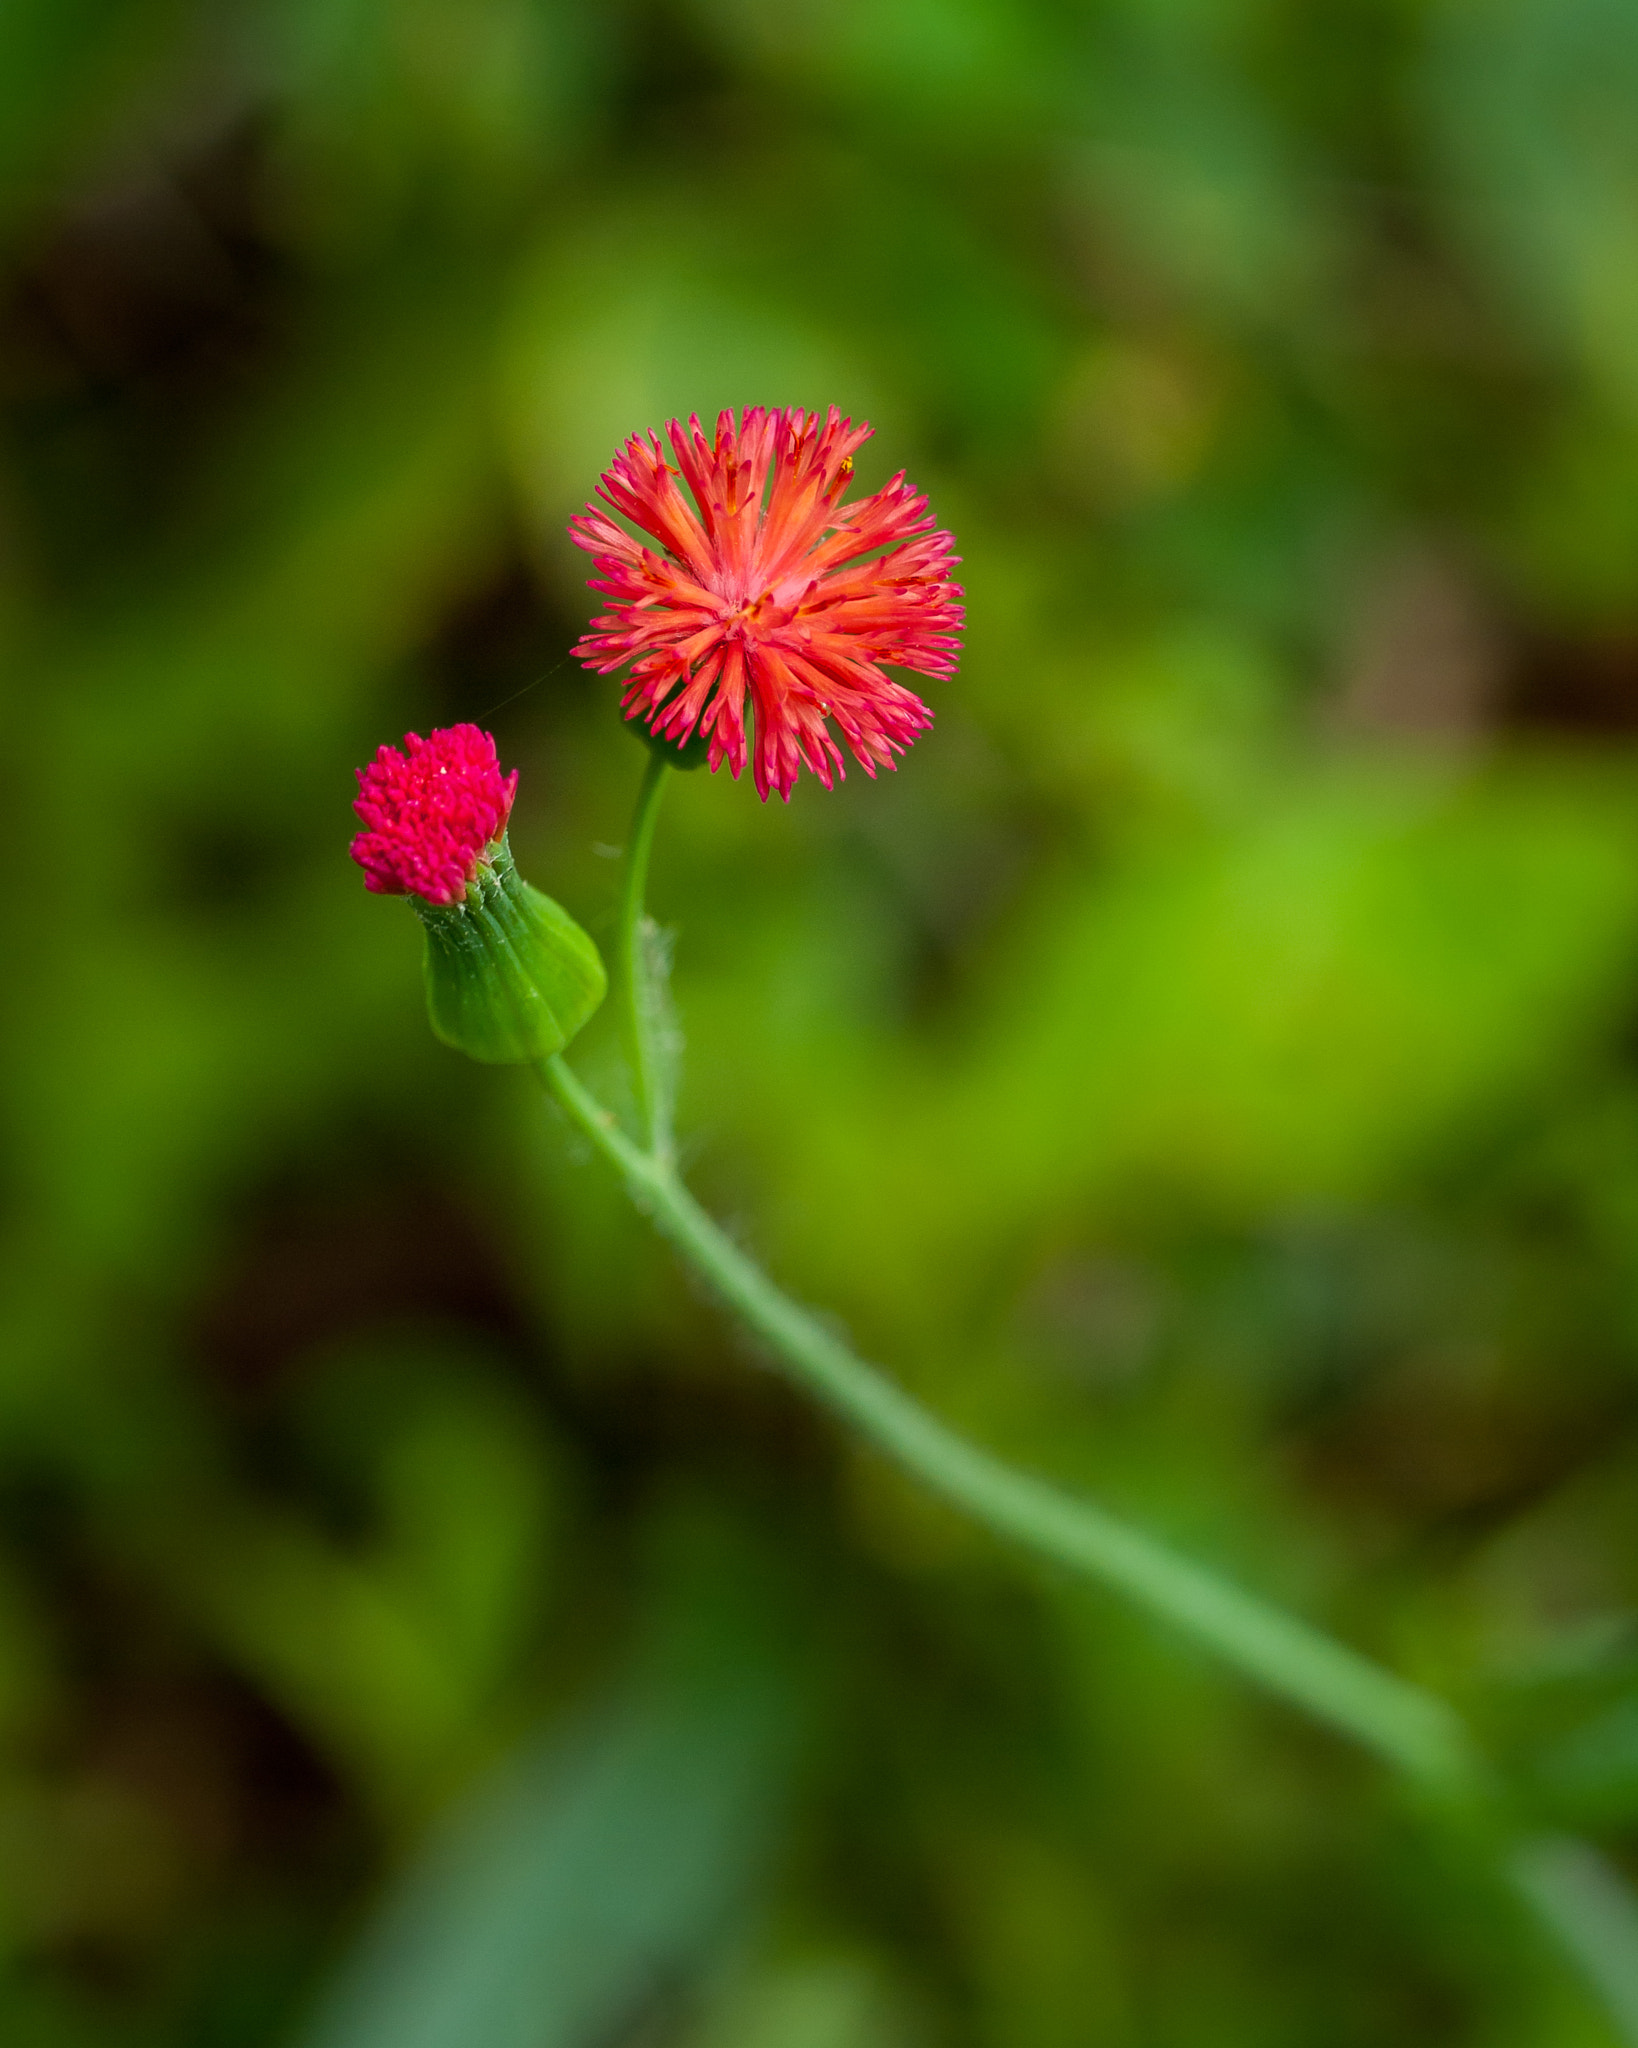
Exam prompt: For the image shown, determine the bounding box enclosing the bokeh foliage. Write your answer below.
[4,0,1638,2042]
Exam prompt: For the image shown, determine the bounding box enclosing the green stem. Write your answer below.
[540,1051,1479,1796]
[540,756,1638,2040]
[615,753,670,1156]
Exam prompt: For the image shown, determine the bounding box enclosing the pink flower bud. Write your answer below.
[350,724,520,906]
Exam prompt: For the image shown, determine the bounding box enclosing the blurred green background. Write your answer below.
[5,0,1638,2041]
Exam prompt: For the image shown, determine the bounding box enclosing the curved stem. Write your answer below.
[615,753,670,1154]
[538,756,1638,2041]
[543,1049,1638,2037]
[540,1051,1480,1797]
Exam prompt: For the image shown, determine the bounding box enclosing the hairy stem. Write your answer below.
[540,1051,1478,1794]
[615,752,671,1156]
[541,1053,1638,2037]
[536,755,1638,2042]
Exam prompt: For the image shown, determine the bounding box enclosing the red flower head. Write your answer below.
[569,407,964,801]
[350,724,519,905]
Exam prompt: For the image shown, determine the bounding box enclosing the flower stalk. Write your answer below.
[615,751,674,1160]
[555,755,1484,1789]
[531,752,1638,2046]
[541,1047,1477,1793]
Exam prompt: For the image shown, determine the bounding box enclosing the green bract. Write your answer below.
[412,839,606,1064]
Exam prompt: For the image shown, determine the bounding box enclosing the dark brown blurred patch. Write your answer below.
[0,110,284,401]
[0,1525,352,1993]
[193,1164,527,1393]
[421,543,584,733]
[0,106,293,580]
[1332,541,1638,743]
[81,1669,345,1882]
[1504,628,1638,735]
[1295,1346,1636,1534]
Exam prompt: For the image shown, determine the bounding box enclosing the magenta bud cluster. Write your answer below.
[350,724,519,905]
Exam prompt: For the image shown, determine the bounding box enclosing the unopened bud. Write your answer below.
[351,725,606,1063]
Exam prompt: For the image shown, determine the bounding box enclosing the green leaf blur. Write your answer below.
[4,0,1638,2043]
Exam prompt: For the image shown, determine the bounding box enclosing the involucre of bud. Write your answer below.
[413,837,606,1064]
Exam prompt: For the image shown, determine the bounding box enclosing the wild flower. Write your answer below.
[570,406,963,799]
